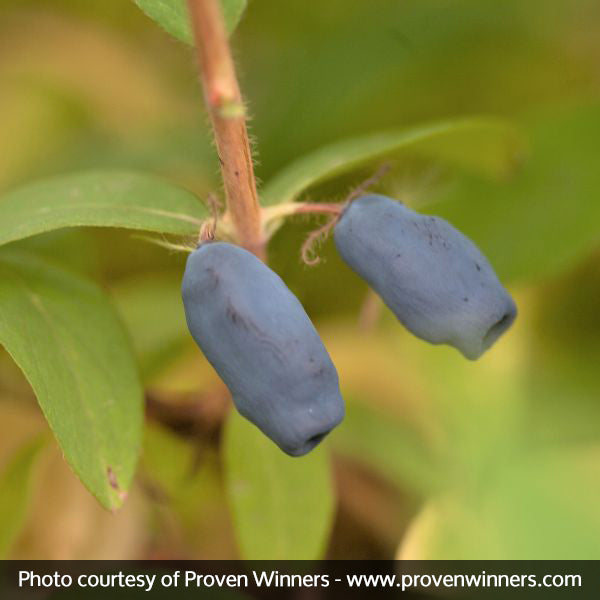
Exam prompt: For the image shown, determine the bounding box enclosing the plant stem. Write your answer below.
[262,201,343,224]
[187,0,264,258]
[295,202,344,216]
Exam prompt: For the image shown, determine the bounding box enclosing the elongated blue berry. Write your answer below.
[182,242,344,455]
[334,195,517,359]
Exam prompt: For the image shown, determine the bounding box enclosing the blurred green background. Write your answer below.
[0,0,599,559]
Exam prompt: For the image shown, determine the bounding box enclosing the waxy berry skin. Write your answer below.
[182,242,344,455]
[334,195,517,359]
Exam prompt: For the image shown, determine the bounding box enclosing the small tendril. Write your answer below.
[199,193,223,244]
[344,162,392,205]
[299,163,392,266]
[301,216,339,266]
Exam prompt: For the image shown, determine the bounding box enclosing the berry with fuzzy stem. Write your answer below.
[182,242,344,455]
[334,195,517,359]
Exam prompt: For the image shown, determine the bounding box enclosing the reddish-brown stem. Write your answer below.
[187,0,264,259]
[295,203,344,216]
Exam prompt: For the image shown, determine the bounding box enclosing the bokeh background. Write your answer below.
[0,0,599,559]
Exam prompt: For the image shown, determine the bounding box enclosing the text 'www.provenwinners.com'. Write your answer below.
[17,569,583,593]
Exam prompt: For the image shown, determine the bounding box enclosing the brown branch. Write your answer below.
[187,0,264,259]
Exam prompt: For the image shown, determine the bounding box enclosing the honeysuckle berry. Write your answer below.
[182,242,344,455]
[334,194,517,360]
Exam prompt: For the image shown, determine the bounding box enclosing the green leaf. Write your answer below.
[260,117,523,206]
[223,411,335,559]
[431,104,600,282]
[0,170,207,248]
[0,251,144,510]
[0,436,46,558]
[133,0,247,44]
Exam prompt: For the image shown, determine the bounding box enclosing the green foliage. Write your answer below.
[432,104,600,283]
[133,0,247,44]
[260,117,522,207]
[383,313,600,559]
[0,251,143,510]
[0,171,206,247]
[0,436,45,558]
[0,0,599,560]
[241,0,599,183]
[223,411,335,559]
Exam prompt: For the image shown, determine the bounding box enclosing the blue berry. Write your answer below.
[334,195,517,359]
[182,242,344,455]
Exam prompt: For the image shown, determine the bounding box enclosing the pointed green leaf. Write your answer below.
[133,0,247,44]
[260,117,523,206]
[223,411,335,559]
[0,251,143,510]
[0,170,206,248]
[0,436,46,558]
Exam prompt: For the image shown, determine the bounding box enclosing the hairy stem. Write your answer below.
[262,201,343,224]
[187,0,264,258]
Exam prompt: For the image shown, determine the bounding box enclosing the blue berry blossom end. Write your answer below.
[182,242,344,455]
[334,195,517,360]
